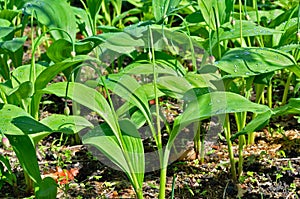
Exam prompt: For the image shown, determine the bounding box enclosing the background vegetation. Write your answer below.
[0,0,299,198]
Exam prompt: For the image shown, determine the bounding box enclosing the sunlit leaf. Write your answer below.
[214,47,297,77]
[35,177,57,199]
[82,119,144,190]
[0,104,32,135]
[47,39,95,63]
[41,114,93,134]
[6,135,42,183]
[23,0,77,40]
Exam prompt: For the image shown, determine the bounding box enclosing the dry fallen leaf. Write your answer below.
[43,166,79,185]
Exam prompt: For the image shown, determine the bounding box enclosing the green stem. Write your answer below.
[200,132,205,164]
[282,72,293,105]
[29,27,75,119]
[24,172,34,193]
[267,83,272,108]
[249,84,263,144]
[224,114,237,181]
[101,77,143,198]
[159,166,167,199]
[254,0,264,46]
[255,84,265,104]
[238,135,244,177]
[30,11,35,85]
[136,189,143,199]
[212,7,221,59]
[148,26,165,199]
[169,13,196,71]
[102,1,111,26]
[194,122,201,160]
[239,0,243,45]
[0,54,11,80]
[171,174,176,199]
[148,27,162,150]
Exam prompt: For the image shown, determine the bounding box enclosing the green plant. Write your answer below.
[0,154,17,191]
[0,0,299,198]
[0,0,96,197]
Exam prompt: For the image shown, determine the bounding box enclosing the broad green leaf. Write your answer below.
[0,37,27,67]
[11,64,46,86]
[72,7,93,36]
[123,51,186,76]
[198,0,233,30]
[83,32,144,55]
[182,87,211,103]
[34,55,97,91]
[230,110,273,140]
[253,72,274,85]
[112,8,141,26]
[279,24,298,46]
[129,109,147,128]
[22,0,77,40]
[87,0,102,26]
[186,11,205,23]
[7,81,33,105]
[118,119,144,188]
[157,73,219,99]
[104,74,152,126]
[140,83,165,100]
[182,91,270,124]
[0,104,32,135]
[11,116,52,134]
[273,98,300,116]
[6,134,42,183]
[0,9,20,22]
[278,44,300,53]
[97,25,122,33]
[47,39,95,63]
[214,47,297,77]
[12,114,93,144]
[101,32,144,54]
[157,76,192,99]
[13,81,33,99]
[0,27,14,39]
[41,114,93,134]
[268,5,299,28]
[152,0,181,22]
[115,83,165,128]
[149,26,203,60]
[185,73,219,89]
[0,36,26,55]
[35,177,57,199]
[0,18,12,27]
[82,119,144,190]
[207,21,283,49]
[42,82,119,139]
[164,91,271,167]
[247,9,284,23]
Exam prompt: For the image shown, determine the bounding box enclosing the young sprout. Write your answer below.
[245,14,250,20]
[297,32,300,42]
[209,55,216,64]
[71,51,76,58]
[64,106,70,116]
[2,136,10,149]
[231,19,236,26]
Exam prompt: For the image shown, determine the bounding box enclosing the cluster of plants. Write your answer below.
[0,0,299,198]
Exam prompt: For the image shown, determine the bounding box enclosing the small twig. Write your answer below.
[276,157,300,161]
[285,192,292,199]
[38,159,90,165]
[223,181,230,199]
